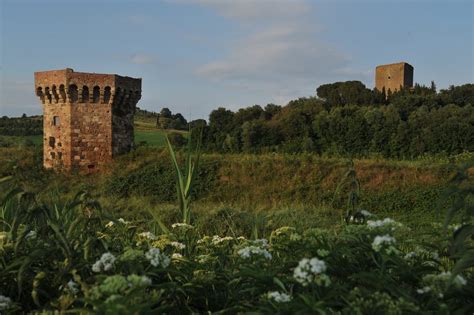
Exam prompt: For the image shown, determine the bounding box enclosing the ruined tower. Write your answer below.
[375,62,413,93]
[34,68,141,172]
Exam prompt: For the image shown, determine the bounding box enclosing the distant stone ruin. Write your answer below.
[375,62,413,93]
[34,68,141,172]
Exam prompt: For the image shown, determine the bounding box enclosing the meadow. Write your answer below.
[0,127,473,313]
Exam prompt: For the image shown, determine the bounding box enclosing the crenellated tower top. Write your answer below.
[34,68,142,173]
[34,68,141,106]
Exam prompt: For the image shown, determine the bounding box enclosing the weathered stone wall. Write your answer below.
[375,62,414,93]
[34,68,141,173]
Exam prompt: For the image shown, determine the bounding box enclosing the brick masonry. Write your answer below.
[375,62,414,93]
[34,68,141,173]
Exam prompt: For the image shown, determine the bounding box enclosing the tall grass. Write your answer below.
[165,131,202,224]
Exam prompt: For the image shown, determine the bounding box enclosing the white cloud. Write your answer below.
[172,0,310,20]
[195,24,349,82]
[129,53,157,65]
[185,0,371,105]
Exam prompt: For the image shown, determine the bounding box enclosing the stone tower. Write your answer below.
[375,62,413,93]
[34,68,141,172]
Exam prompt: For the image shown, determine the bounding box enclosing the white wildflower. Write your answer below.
[293,257,330,287]
[170,241,186,250]
[138,231,157,240]
[172,253,183,259]
[238,246,272,260]
[417,286,431,294]
[372,235,396,252]
[211,235,234,245]
[171,223,193,229]
[367,218,402,231]
[145,248,170,268]
[105,221,114,228]
[67,280,80,295]
[92,252,116,273]
[0,295,12,310]
[404,251,417,260]
[139,275,152,286]
[118,218,129,225]
[360,210,373,217]
[267,291,292,303]
[196,238,205,245]
[252,238,269,248]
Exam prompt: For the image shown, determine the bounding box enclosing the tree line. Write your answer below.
[190,82,473,158]
[0,115,42,136]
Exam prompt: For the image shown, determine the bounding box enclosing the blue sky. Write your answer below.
[0,0,472,119]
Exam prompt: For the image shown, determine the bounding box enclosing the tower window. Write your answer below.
[388,76,391,80]
[53,116,60,126]
[49,136,55,148]
[93,86,100,103]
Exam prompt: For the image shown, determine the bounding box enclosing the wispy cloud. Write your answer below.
[184,0,358,104]
[173,0,310,20]
[129,53,157,65]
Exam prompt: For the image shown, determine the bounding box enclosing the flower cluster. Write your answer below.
[266,291,292,303]
[138,231,158,241]
[271,226,302,242]
[105,218,129,228]
[0,295,12,311]
[172,253,183,259]
[145,248,170,268]
[293,257,330,287]
[372,235,397,254]
[252,238,269,248]
[418,271,467,298]
[367,218,402,230]
[170,241,186,250]
[92,252,116,273]
[238,246,272,260]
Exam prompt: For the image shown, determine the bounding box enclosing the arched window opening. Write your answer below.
[44,87,52,103]
[93,86,100,103]
[36,87,44,102]
[68,85,78,102]
[59,84,66,102]
[52,85,59,103]
[103,86,111,103]
[82,86,89,103]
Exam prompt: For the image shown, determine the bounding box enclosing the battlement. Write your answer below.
[34,68,141,105]
[34,68,142,173]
